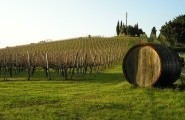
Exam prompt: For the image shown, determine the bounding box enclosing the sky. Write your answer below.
[0,0,185,48]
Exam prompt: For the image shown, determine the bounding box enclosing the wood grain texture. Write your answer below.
[136,46,161,87]
[123,43,182,87]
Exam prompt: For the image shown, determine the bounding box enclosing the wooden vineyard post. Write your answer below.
[71,53,78,79]
[3,53,7,81]
[64,57,68,80]
[61,66,65,77]
[45,53,51,80]
[27,52,31,80]
[76,53,79,74]
[96,56,101,74]
[83,53,87,74]
[15,53,18,75]
[9,64,13,78]
[79,57,83,74]
[0,64,1,77]
[90,55,96,74]
[31,65,36,75]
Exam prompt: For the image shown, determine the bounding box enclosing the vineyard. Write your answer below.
[0,36,144,80]
[1,37,185,120]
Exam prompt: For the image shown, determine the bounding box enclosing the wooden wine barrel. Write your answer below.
[123,43,182,87]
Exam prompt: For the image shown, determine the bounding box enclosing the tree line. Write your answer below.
[116,13,185,47]
[147,14,185,47]
[116,21,145,37]
[159,14,185,46]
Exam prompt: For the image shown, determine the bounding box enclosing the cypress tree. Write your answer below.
[151,27,157,38]
[121,23,126,35]
[120,21,123,35]
[149,27,157,42]
[116,21,120,36]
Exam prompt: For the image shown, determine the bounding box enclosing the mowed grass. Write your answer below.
[0,65,185,120]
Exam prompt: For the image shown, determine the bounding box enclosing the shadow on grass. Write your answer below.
[173,84,185,91]
[153,76,185,91]
[158,76,185,91]
[0,72,126,84]
[1,71,185,91]
[74,72,126,83]
[154,83,185,92]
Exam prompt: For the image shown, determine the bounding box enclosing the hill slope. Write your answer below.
[0,36,144,80]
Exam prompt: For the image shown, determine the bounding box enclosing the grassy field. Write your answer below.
[0,64,185,120]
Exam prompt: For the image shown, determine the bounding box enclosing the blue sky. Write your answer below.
[0,0,185,48]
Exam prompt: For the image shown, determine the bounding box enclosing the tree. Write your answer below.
[127,25,134,36]
[120,23,126,35]
[149,27,157,42]
[160,14,185,46]
[151,27,157,38]
[158,33,169,45]
[140,33,148,39]
[116,21,120,36]
[119,21,124,35]
[133,23,139,36]
[120,21,123,31]
[116,20,145,37]
[138,29,145,36]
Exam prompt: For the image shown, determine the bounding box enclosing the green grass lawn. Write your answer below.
[0,64,185,120]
